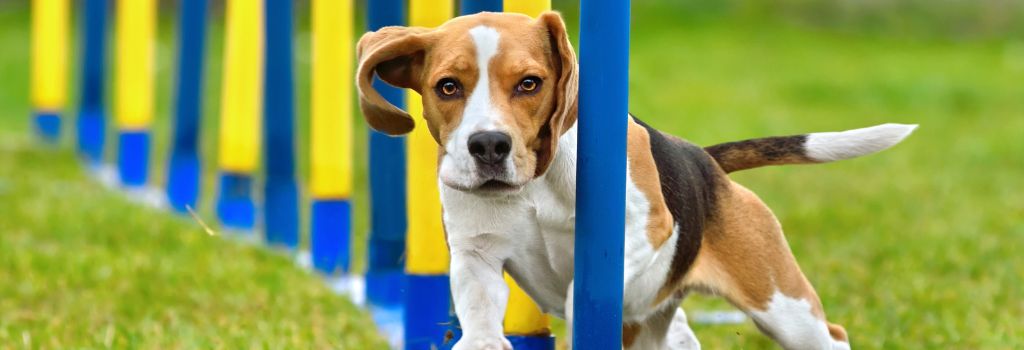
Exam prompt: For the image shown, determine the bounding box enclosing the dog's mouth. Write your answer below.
[444,178,523,195]
[477,179,518,192]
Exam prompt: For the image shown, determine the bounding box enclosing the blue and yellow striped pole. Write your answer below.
[114,0,157,187]
[404,1,453,348]
[310,0,354,275]
[441,3,555,349]
[366,0,408,342]
[263,0,300,249]
[31,0,70,142]
[76,0,109,164]
[574,0,630,347]
[167,0,209,213]
[501,4,556,350]
[444,2,507,345]
[216,0,263,231]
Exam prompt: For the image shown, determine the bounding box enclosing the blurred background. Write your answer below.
[1,0,1022,348]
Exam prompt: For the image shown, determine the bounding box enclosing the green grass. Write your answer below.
[0,4,385,348]
[625,6,1024,349]
[2,1,1023,348]
[0,140,386,348]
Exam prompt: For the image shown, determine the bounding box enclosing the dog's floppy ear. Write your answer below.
[356,26,432,135]
[535,12,579,175]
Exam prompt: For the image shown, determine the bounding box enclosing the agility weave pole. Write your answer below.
[31,0,69,142]
[216,0,263,231]
[310,0,356,277]
[263,0,301,250]
[404,0,455,348]
[496,3,558,350]
[76,0,108,166]
[113,0,156,189]
[167,0,209,214]
[365,0,410,345]
[573,0,630,347]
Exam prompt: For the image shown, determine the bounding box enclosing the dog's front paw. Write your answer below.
[452,335,512,350]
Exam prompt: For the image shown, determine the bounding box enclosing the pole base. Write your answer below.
[311,199,352,275]
[404,274,452,350]
[33,111,61,143]
[216,172,255,231]
[263,177,299,249]
[167,153,200,213]
[117,130,150,188]
[76,108,105,164]
[507,335,556,350]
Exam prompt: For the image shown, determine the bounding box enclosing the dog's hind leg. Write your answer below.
[665,307,701,350]
[685,182,850,350]
[624,303,701,350]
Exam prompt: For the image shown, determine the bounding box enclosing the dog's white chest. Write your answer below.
[440,128,678,321]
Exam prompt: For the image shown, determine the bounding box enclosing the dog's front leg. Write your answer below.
[450,246,512,350]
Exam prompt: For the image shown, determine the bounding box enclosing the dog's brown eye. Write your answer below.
[515,77,541,95]
[435,78,462,99]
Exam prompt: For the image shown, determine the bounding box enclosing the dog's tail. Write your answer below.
[705,123,917,173]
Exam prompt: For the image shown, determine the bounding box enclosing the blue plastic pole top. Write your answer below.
[573,0,630,348]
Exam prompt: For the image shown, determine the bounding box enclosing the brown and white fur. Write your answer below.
[355,11,916,350]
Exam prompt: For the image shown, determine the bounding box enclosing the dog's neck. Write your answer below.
[537,121,579,205]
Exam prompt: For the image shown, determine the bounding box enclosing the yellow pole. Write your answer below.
[504,275,552,335]
[502,0,554,341]
[310,0,353,203]
[31,0,70,140]
[406,0,452,278]
[113,0,157,186]
[503,0,551,18]
[405,0,454,346]
[114,0,156,131]
[309,0,355,273]
[215,0,263,229]
[218,0,263,175]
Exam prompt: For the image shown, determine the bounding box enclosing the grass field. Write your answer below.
[2,1,1023,348]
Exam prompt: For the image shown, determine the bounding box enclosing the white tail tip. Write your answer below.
[805,123,917,162]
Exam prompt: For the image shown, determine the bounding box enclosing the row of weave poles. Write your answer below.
[28,0,633,348]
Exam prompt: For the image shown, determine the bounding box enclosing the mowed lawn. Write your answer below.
[0,4,387,349]
[3,1,1024,348]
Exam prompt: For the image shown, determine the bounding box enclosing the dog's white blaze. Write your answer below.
[749,291,848,350]
[440,25,518,188]
[460,25,501,132]
[805,123,917,162]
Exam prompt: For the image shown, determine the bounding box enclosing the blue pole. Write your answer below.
[460,0,502,14]
[263,0,299,249]
[167,0,208,213]
[77,0,109,166]
[573,0,629,348]
[434,4,506,350]
[366,0,408,319]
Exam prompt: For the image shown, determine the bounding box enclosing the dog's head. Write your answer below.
[356,12,577,194]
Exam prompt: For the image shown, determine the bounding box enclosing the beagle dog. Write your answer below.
[356,11,915,350]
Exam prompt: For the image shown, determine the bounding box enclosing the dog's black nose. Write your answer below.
[468,131,512,165]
